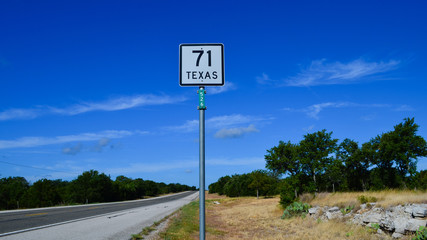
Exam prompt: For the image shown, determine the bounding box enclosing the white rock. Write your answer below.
[328,206,340,212]
[308,207,319,215]
[362,212,382,223]
[405,219,427,232]
[394,217,409,234]
[392,232,403,239]
[404,206,413,214]
[412,206,427,218]
[352,214,363,225]
[380,214,395,231]
[326,211,342,220]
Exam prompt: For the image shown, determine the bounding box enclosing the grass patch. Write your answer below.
[304,189,427,208]
[159,199,225,240]
[131,225,157,239]
[131,234,143,239]
[131,212,173,239]
[159,201,200,239]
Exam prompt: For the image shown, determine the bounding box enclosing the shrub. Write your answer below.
[279,181,297,207]
[413,226,427,240]
[281,202,311,219]
[340,205,354,215]
[357,195,377,204]
[366,223,380,233]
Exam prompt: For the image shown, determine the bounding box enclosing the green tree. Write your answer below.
[369,118,426,189]
[248,170,272,199]
[386,118,427,181]
[69,170,113,203]
[265,141,302,198]
[337,139,372,191]
[21,179,62,208]
[223,174,253,197]
[0,177,29,210]
[209,175,231,195]
[133,178,146,198]
[143,180,159,196]
[114,175,137,200]
[325,157,345,192]
[413,170,427,190]
[299,130,338,193]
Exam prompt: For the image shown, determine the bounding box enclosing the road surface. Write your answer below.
[0,191,198,240]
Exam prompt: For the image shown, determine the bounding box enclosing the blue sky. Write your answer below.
[0,0,426,187]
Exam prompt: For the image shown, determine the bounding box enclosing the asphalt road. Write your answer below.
[0,191,197,237]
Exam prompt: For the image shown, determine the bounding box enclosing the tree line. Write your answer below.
[209,118,427,206]
[0,169,196,210]
[209,170,279,198]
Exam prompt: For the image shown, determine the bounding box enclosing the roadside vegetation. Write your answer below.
[300,189,427,209]
[210,118,427,207]
[158,201,200,239]
[0,170,196,210]
[195,118,426,239]
[157,192,426,240]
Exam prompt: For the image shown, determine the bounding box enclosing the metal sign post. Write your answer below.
[179,43,224,240]
[198,86,206,240]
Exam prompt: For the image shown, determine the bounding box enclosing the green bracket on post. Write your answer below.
[197,87,207,110]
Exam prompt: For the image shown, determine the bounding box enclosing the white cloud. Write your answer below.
[51,94,185,115]
[62,143,82,155]
[105,160,198,174]
[258,58,399,87]
[208,82,236,95]
[0,94,186,121]
[214,124,259,139]
[0,130,145,149]
[167,119,199,132]
[0,108,41,121]
[284,102,412,119]
[207,114,262,129]
[207,157,265,166]
[62,137,123,155]
[256,73,275,84]
[92,138,111,152]
[285,59,399,86]
[394,104,415,112]
[167,114,271,133]
[303,125,315,132]
[104,157,264,175]
[305,102,354,119]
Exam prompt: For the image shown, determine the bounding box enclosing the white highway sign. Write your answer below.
[179,43,224,86]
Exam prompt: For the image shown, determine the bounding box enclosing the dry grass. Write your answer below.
[157,191,424,239]
[204,192,418,240]
[303,189,427,208]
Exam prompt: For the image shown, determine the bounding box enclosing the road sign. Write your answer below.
[179,43,225,240]
[180,43,224,86]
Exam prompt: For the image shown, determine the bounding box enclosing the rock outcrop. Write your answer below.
[308,203,427,238]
